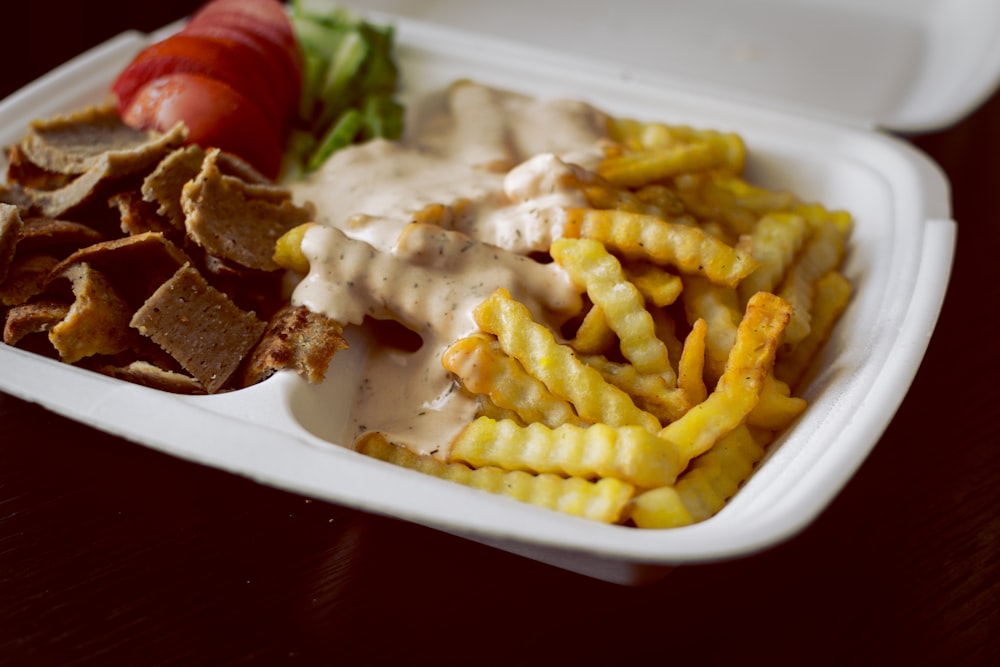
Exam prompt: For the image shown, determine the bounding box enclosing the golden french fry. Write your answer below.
[357,432,635,524]
[659,291,792,463]
[778,216,848,344]
[605,119,745,172]
[746,373,807,431]
[674,172,798,237]
[442,333,582,428]
[627,486,695,528]
[449,417,683,489]
[551,237,670,375]
[625,262,684,307]
[677,317,708,405]
[473,394,527,425]
[776,270,852,389]
[273,222,314,274]
[634,184,688,218]
[628,424,765,528]
[738,212,809,304]
[580,354,689,424]
[795,202,854,237]
[570,305,618,356]
[598,143,725,188]
[680,275,741,385]
[474,288,662,433]
[556,207,758,288]
[581,182,660,216]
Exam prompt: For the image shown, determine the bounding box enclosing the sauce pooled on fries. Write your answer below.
[289,81,610,455]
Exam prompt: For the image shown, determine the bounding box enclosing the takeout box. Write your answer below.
[2,0,986,584]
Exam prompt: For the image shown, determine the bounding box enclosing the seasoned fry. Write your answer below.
[579,354,689,424]
[357,432,635,523]
[659,291,791,463]
[557,207,758,288]
[677,317,708,405]
[273,222,315,274]
[570,305,617,356]
[449,417,683,488]
[674,172,798,237]
[776,221,843,343]
[442,333,582,428]
[737,212,809,304]
[680,275,742,384]
[598,142,726,188]
[625,261,684,307]
[776,270,852,389]
[551,237,670,374]
[747,373,807,431]
[628,425,765,528]
[473,288,661,433]
[607,118,746,172]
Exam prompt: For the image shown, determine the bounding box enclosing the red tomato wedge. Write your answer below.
[185,0,302,83]
[188,0,299,54]
[110,0,303,178]
[122,72,283,179]
[179,22,300,120]
[112,33,290,131]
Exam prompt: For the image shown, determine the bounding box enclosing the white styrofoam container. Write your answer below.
[0,0,973,584]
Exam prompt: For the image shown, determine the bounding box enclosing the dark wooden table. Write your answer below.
[2,3,997,665]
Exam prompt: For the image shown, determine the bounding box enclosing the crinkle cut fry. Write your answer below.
[557,207,757,288]
[578,354,689,424]
[570,304,618,356]
[680,275,741,386]
[746,373,807,432]
[597,122,745,189]
[449,416,684,489]
[777,215,849,345]
[737,212,809,305]
[659,291,792,464]
[625,261,684,308]
[677,317,708,405]
[442,333,583,429]
[356,432,635,524]
[628,424,766,528]
[776,270,852,390]
[473,288,662,433]
[605,117,746,173]
[551,237,671,375]
[673,171,798,238]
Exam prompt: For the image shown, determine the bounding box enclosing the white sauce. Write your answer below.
[289,81,610,456]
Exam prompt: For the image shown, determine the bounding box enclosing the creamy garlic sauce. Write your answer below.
[288,81,611,456]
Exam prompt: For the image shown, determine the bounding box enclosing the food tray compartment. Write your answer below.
[0,20,955,584]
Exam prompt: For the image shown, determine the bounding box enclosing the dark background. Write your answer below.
[2,2,998,665]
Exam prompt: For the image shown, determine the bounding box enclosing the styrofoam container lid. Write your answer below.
[346,0,1000,132]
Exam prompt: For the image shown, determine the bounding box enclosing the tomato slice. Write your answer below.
[122,72,283,179]
[186,0,302,80]
[188,0,299,53]
[112,33,292,131]
[180,21,301,118]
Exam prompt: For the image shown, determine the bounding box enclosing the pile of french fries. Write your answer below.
[300,114,854,529]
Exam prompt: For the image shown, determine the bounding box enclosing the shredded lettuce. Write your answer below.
[284,0,404,178]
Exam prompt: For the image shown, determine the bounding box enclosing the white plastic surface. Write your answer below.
[0,23,956,584]
[347,0,1000,132]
